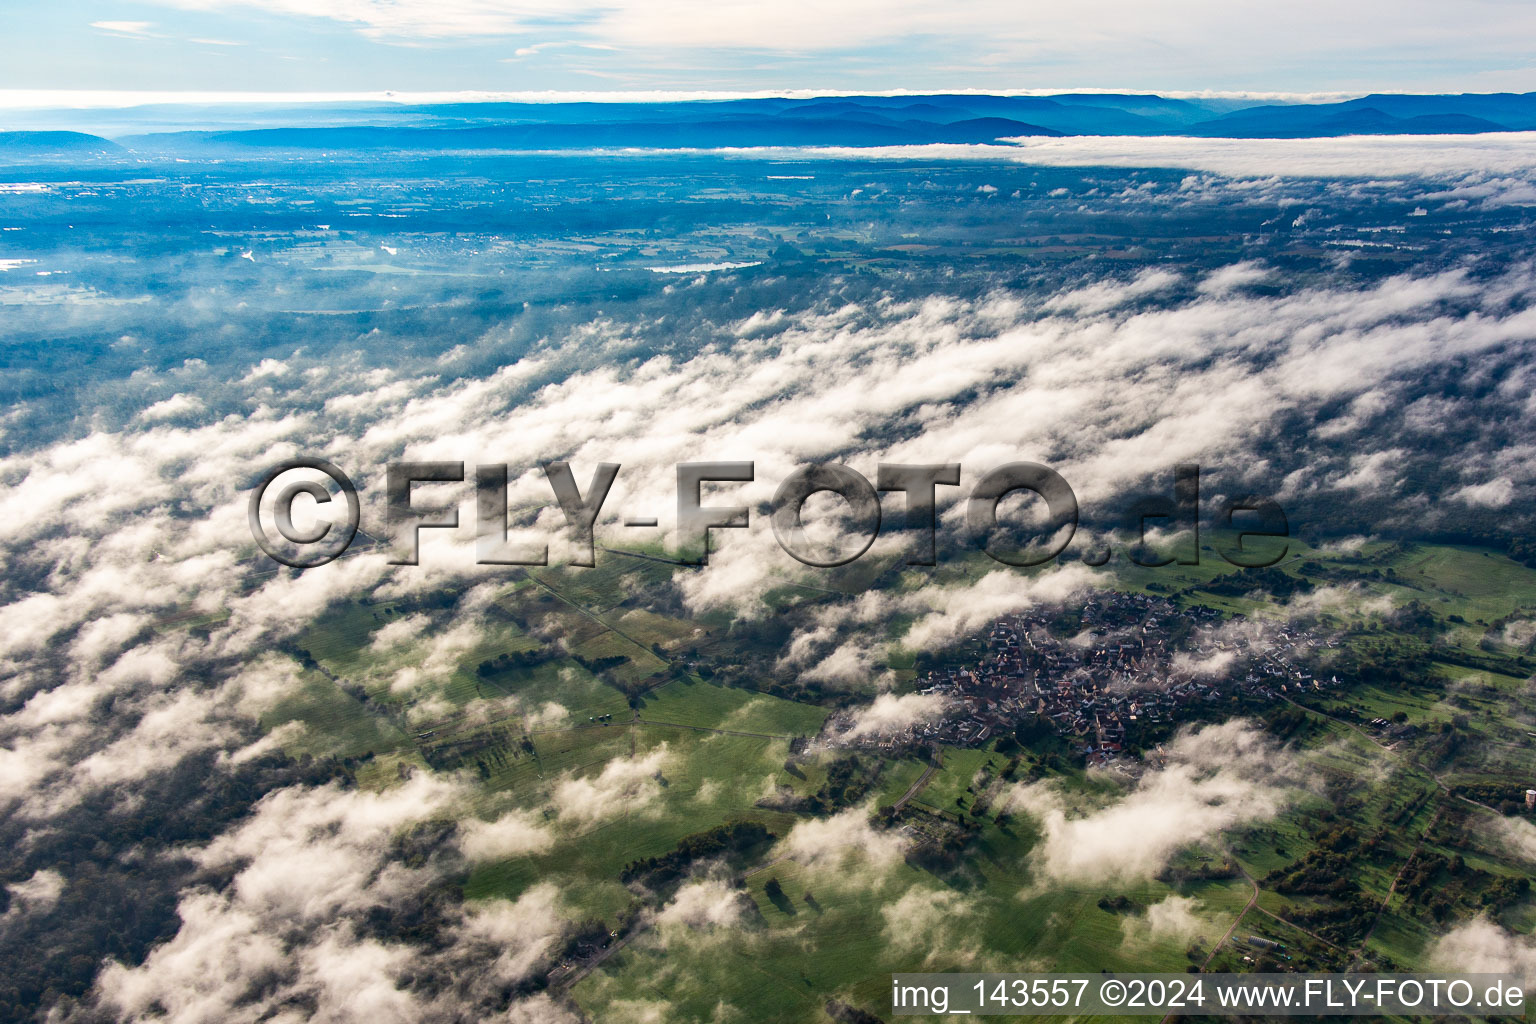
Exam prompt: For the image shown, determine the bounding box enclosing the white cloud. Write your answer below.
[1428,917,1536,986]
[138,392,205,421]
[778,806,907,871]
[881,885,980,965]
[523,700,569,731]
[1,257,1530,831]
[113,0,1536,102]
[91,20,155,36]
[900,567,1100,651]
[671,135,1536,181]
[1045,269,1181,315]
[504,994,584,1024]
[369,612,430,651]
[656,878,748,930]
[1198,261,1271,295]
[1120,895,1216,950]
[5,869,65,916]
[153,0,568,40]
[459,808,555,861]
[1283,584,1396,620]
[91,771,575,1021]
[552,746,668,825]
[839,692,950,741]
[244,357,289,380]
[1170,649,1236,678]
[1002,720,1300,886]
[1453,477,1516,508]
[1489,815,1536,863]
[455,883,569,988]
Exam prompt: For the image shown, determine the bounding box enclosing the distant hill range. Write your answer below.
[131,115,1067,153]
[9,92,1536,158]
[0,131,122,156]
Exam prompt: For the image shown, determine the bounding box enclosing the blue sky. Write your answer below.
[6,0,1536,97]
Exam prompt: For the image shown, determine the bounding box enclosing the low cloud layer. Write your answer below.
[93,774,574,1021]
[881,886,982,967]
[837,692,950,742]
[1,200,1534,1017]
[1003,720,1301,886]
[459,808,557,861]
[778,806,908,872]
[552,746,669,825]
[1120,895,1217,951]
[1429,917,1536,986]
[655,878,749,931]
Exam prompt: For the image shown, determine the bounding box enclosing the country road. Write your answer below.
[892,761,939,811]
[1161,870,1261,1024]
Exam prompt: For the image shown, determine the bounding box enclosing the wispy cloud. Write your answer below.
[1000,720,1304,886]
[504,40,620,60]
[101,0,1536,94]
[90,20,158,37]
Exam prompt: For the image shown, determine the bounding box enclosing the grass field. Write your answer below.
[637,677,830,736]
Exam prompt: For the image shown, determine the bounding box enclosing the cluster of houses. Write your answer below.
[835,592,1339,764]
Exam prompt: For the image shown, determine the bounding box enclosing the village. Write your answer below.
[833,592,1340,765]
